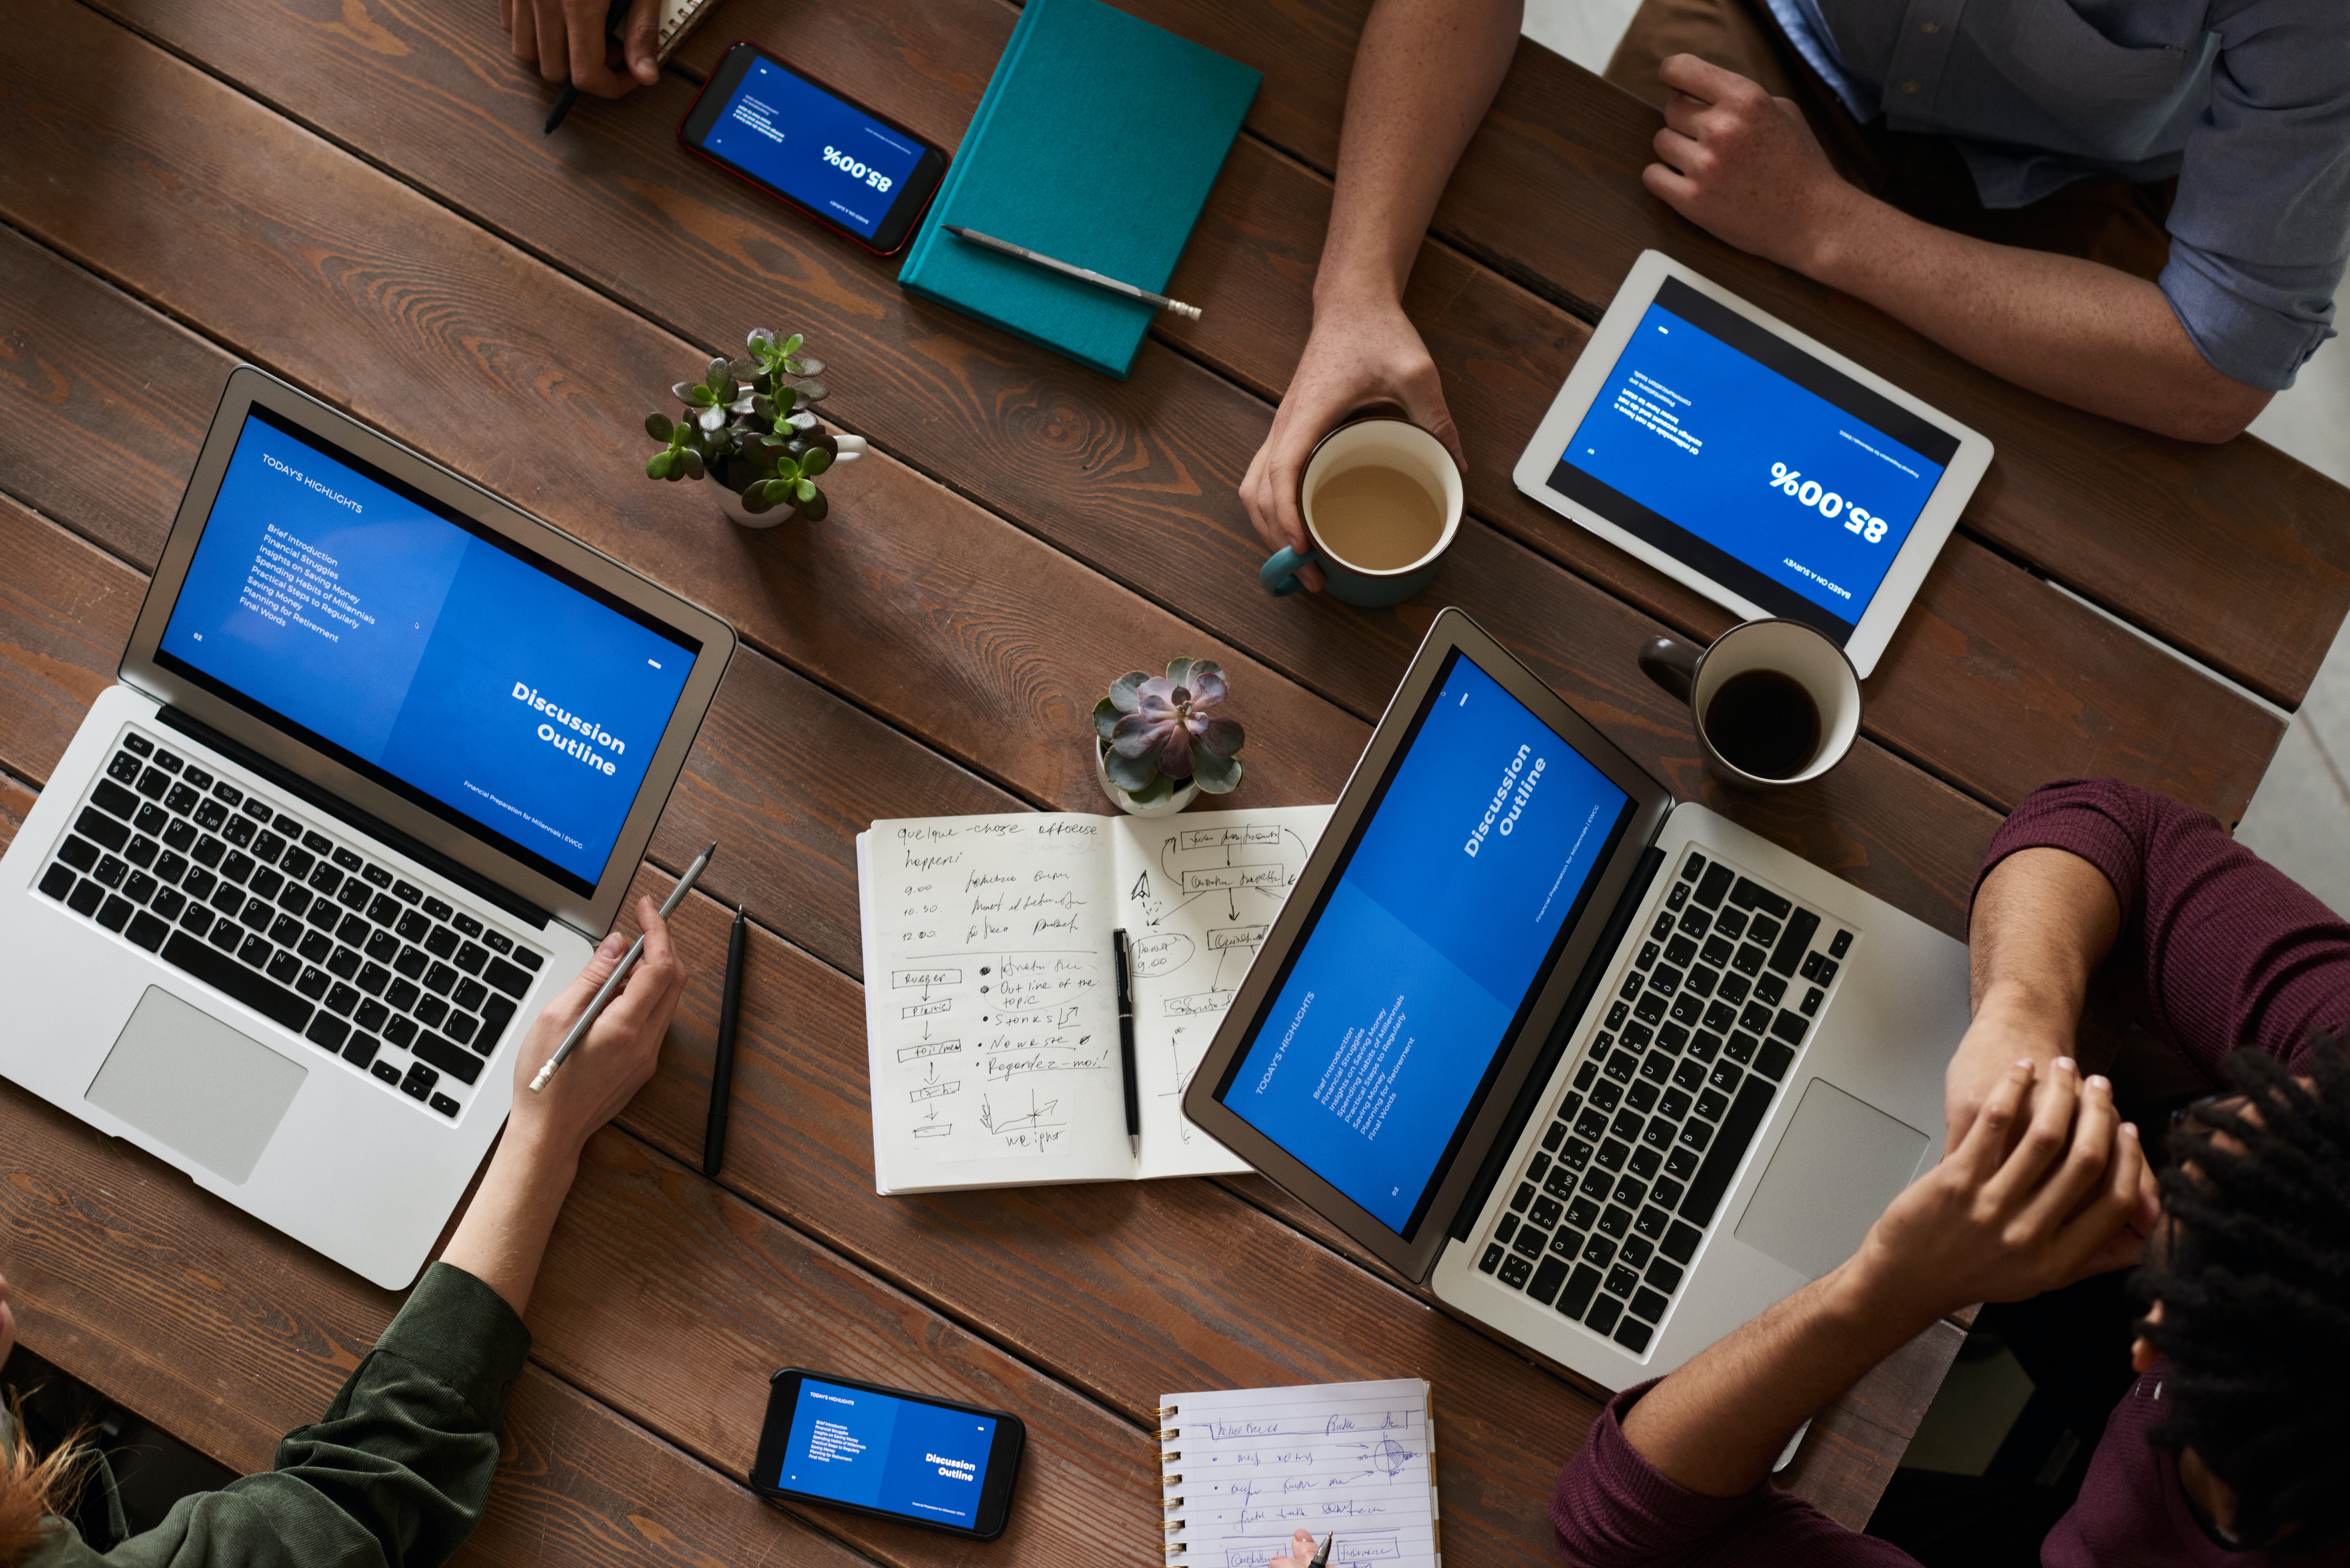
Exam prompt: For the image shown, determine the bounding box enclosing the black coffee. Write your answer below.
[1704,669,1820,780]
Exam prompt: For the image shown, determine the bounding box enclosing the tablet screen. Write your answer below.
[1215,651,1634,1238]
[1543,277,1961,644]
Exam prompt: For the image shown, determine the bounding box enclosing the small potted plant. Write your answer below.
[643,328,867,527]
[1092,659,1246,817]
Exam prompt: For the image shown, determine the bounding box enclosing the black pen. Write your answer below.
[542,0,633,135]
[702,903,746,1179]
[1114,928,1139,1160]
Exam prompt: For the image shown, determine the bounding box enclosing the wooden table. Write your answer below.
[2,0,2345,1560]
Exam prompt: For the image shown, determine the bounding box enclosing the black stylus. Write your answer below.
[703,903,745,1178]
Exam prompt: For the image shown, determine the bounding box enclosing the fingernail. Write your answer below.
[2122,1123,2140,1139]
[2088,1074,2110,1090]
[2015,1057,2035,1069]
[2057,1057,2075,1072]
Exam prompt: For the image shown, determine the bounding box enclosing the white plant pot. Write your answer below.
[717,432,868,530]
[1096,741,1199,817]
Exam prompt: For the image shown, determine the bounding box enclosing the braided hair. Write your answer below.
[2135,1035,2350,1554]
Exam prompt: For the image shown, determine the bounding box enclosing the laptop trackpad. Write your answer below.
[1734,1078,1928,1281]
[87,987,306,1185]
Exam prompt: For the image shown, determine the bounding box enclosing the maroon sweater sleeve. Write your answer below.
[1550,1382,1920,1567]
[1974,779,2350,1077]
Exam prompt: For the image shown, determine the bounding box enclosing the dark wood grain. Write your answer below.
[58,0,2285,833]
[0,494,143,789]
[1107,0,2350,710]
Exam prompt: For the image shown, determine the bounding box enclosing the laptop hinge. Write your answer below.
[156,706,553,930]
[1447,842,1667,1244]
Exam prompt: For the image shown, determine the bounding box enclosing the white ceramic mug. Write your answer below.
[1639,619,1862,789]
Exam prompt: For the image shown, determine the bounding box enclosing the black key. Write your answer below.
[300,829,331,854]
[356,999,390,1033]
[1639,1051,1673,1085]
[192,799,228,832]
[361,863,392,889]
[240,797,270,823]
[452,912,483,938]
[400,1062,438,1101]
[1666,882,1688,911]
[1594,1138,1629,1172]
[1672,1059,1706,1091]
[1701,934,1733,968]
[337,879,371,911]
[1679,853,1706,882]
[154,751,183,774]
[298,930,333,964]
[166,783,202,816]
[1687,1030,1722,1064]
[1509,1181,1535,1214]
[1684,964,1718,998]
[1658,1088,1692,1121]
[1800,986,1824,1017]
[1558,1138,1592,1172]
[1498,1255,1532,1290]
[135,766,169,801]
[325,983,360,1017]
[267,950,302,986]
[77,807,130,851]
[1601,1052,1636,1086]
[278,886,311,917]
[1677,907,1712,940]
[235,932,271,968]
[1609,1108,1643,1143]
[295,965,331,1000]
[39,863,78,901]
[423,925,459,959]
[1606,1263,1641,1298]
[1725,1030,1759,1065]
[155,850,188,885]
[134,804,169,838]
[1813,957,1840,987]
[1618,972,1643,1003]
[1680,1076,1779,1226]
[1661,1220,1702,1265]
[1626,1080,1658,1114]
[308,863,343,896]
[388,978,422,1013]
[383,1016,418,1049]
[1756,1039,1796,1079]
[481,929,511,954]
[126,910,170,952]
[512,948,542,973]
[368,894,401,926]
[326,946,361,980]
[248,867,282,901]
[181,765,214,791]
[1647,1258,1685,1293]
[1478,1244,1504,1275]
[1576,1059,1599,1091]
[1634,1203,1672,1241]
[1668,992,1705,1027]
[1612,1175,1647,1209]
[1664,932,1697,966]
[1543,1164,1576,1201]
[192,834,227,869]
[393,945,428,980]
[306,1013,350,1052]
[1739,1001,1774,1035]
[343,1034,380,1070]
[212,918,245,951]
[371,1060,402,1086]
[1695,1088,1729,1121]
[1581,1234,1617,1269]
[122,732,153,757]
[1586,1293,1624,1336]
[1634,990,1667,1026]
[210,882,243,914]
[1558,1263,1603,1318]
[1799,950,1824,981]
[1511,1225,1546,1260]
[428,1093,461,1119]
[476,997,517,1053]
[423,895,454,920]
[452,941,488,977]
[1648,963,1683,996]
[1596,1203,1631,1239]
[355,963,391,998]
[1676,1120,1712,1154]
[1529,1194,1563,1230]
[273,811,301,835]
[1619,1234,1654,1270]
[96,854,132,891]
[1619,1021,1652,1051]
[407,1030,482,1086]
[1706,999,1741,1034]
[240,896,274,932]
[1542,1120,1569,1153]
[125,834,159,869]
[331,847,363,873]
[222,815,256,849]
[161,931,312,1031]
[337,914,371,946]
[396,910,431,943]
[394,879,424,905]
[179,905,213,938]
[1528,1255,1569,1306]
[1649,914,1674,943]
[1528,1151,1552,1183]
[1829,929,1853,959]
[58,836,100,873]
[1639,1120,1676,1153]
[1750,914,1782,947]
[1575,1173,1608,1208]
[278,847,315,880]
[1768,909,1820,976]
[307,900,340,932]
[1730,943,1765,977]
[1613,1316,1654,1353]
[1650,1176,1685,1210]
[105,750,141,785]
[1656,1023,1688,1055]
[1728,876,1790,918]
[365,929,401,964]
[220,850,255,884]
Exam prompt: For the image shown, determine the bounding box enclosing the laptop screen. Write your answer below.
[1214,650,1634,1238]
[155,405,701,895]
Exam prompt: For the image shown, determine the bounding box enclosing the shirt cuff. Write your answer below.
[374,1261,532,1424]
[1972,779,2150,927]
[1551,1380,1768,1552]
[2160,245,2339,392]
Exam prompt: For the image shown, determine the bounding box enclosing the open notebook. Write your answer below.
[1159,1379,1442,1567]
[857,806,1328,1194]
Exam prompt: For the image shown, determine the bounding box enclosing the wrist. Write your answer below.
[1824,1248,1950,1344]
[495,1120,584,1185]
[1311,263,1405,321]
[1796,183,1894,290]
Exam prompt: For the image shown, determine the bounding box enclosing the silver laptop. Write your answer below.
[1182,610,1968,1385]
[0,368,734,1289]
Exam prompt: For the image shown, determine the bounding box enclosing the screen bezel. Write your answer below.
[751,1367,1025,1541]
[1181,610,1674,1283]
[1508,249,1994,679]
[679,42,950,257]
[119,365,736,938]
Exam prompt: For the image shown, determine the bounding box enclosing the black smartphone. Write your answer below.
[750,1367,1025,1540]
[678,43,949,256]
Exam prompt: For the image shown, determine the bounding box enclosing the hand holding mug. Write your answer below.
[1260,416,1463,607]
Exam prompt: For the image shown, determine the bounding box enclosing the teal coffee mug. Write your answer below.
[1260,417,1464,606]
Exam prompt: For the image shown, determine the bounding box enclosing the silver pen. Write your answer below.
[530,841,717,1092]
[944,225,1202,320]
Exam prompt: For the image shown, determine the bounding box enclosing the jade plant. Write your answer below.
[1094,659,1246,804]
[644,328,837,520]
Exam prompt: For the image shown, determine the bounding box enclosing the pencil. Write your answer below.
[703,904,746,1178]
[943,226,1202,320]
[530,842,717,1091]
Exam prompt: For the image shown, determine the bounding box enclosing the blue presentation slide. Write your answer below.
[1229,656,1630,1234]
[781,1380,998,1527]
[703,56,924,240]
[159,411,694,888]
[1562,302,1946,622]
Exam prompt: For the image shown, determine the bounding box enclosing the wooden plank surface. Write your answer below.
[60,0,2287,832]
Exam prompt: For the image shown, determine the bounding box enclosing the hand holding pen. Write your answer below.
[1266,1530,1334,1568]
[506,894,688,1154]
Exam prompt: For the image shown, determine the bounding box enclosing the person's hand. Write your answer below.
[1640,54,1868,274]
[501,0,661,98]
[506,896,686,1160]
[1239,295,1463,594]
[1942,985,2073,1151]
[1267,1529,1321,1567]
[1846,1058,2156,1324]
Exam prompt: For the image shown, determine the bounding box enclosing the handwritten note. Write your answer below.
[1161,1380,1439,1568]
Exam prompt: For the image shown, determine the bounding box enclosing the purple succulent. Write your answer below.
[1094,658,1246,800]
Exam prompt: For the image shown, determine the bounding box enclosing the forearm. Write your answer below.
[1620,1264,1928,1496]
[1317,0,1520,310]
[1803,197,2270,442]
[440,1129,581,1319]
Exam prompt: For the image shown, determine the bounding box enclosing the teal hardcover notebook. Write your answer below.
[897,0,1260,379]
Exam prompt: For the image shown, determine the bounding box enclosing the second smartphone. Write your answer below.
[750,1367,1025,1541]
[679,43,949,255]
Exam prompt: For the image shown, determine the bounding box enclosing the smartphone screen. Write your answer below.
[751,1369,1024,1539]
[680,46,948,255]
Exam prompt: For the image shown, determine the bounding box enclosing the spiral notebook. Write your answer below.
[654,0,722,62]
[1158,1379,1441,1566]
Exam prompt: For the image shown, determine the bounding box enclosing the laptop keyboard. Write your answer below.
[1475,847,1855,1355]
[32,725,545,1122]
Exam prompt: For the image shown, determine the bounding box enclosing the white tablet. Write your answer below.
[1511,251,1991,678]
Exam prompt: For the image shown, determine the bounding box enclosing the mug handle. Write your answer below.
[1639,634,1702,705]
[1260,545,1320,597]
